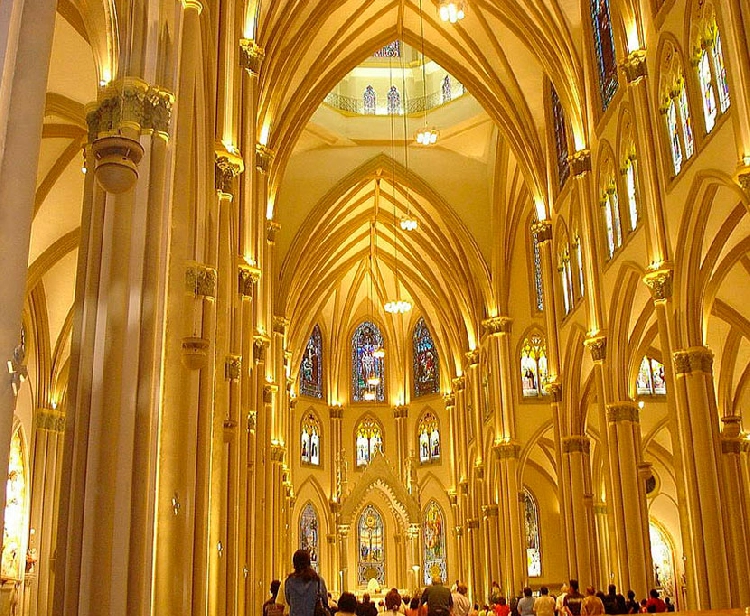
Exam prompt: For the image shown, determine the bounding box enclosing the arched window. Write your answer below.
[352,321,385,402]
[2,426,27,580]
[559,244,573,316]
[590,0,619,111]
[300,325,323,399]
[573,233,585,301]
[364,85,377,115]
[692,4,730,132]
[300,503,320,571]
[418,411,441,464]
[523,489,542,577]
[422,500,447,584]
[357,504,385,586]
[636,356,667,395]
[623,155,639,232]
[413,317,440,397]
[387,86,401,115]
[374,41,401,58]
[660,45,694,176]
[650,522,676,600]
[531,223,544,313]
[601,181,622,259]
[551,85,570,188]
[521,334,549,397]
[442,75,452,103]
[301,412,321,466]
[355,417,383,467]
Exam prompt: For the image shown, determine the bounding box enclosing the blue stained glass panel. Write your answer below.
[590,0,619,111]
[352,322,385,402]
[300,325,323,399]
[413,317,440,397]
[551,86,570,187]
[300,503,319,570]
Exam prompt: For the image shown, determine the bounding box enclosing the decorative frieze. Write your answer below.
[562,435,590,454]
[569,149,592,177]
[239,38,265,75]
[36,407,66,432]
[606,402,640,423]
[624,49,647,83]
[482,316,512,335]
[531,220,552,244]
[673,347,713,375]
[643,267,673,301]
[584,334,607,362]
[186,262,217,298]
[225,355,242,381]
[256,143,274,174]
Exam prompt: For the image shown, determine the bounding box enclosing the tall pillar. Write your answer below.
[671,347,730,608]
[465,350,484,468]
[482,504,500,591]
[444,393,458,490]
[337,524,350,592]
[394,405,409,480]
[719,416,750,605]
[330,406,344,502]
[453,377,468,484]
[561,436,595,588]
[492,442,524,598]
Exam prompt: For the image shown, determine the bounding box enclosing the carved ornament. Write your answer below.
[720,438,742,455]
[329,406,344,420]
[482,504,499,518]
[270,443,286,462]
[452,376,466,391]
[239,38,265,75]
[186,262,217,298]
[606,402,640,423]
[393,405,409,419]
[643,267,673,301]
[273,315,290,336]
[181,336,210,370]
[254,334,271,363]
[562,435,590,454]
[584,334,607,362]
[36,407,66,432]
[447,490,458,506]
[215,148,244,195]
[531,219,552,244]
[263,383,278,404]
[247,410,257,432]
[624,49,647,84]
[465,349,479,366]
[569,149,592,177]
[673,347,713,375]
[543,381,562,402]
[238,263,261,297]
[738,172,750,192]
[256,143,274,174]
[493,441,520,459]
[225,355,242,381]
[443,393,456,408]
[482,316,512,335]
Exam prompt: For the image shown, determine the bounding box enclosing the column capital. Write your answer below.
[329,405,344,419]
[186,261,217,298]
[482,316,513,335]
[181,337,209,370]
[253,333,271,363]
[263,382,278,403]
[543,380,562,402]
[466,519,480,530]
[256,143,275,174]
[623,48,647,84]
[562,435,591,454]
[273,315,290,335]
[247,410,257,432]
[35,407,66,432]
[721,415,742,437]
[673,346,713,375]
[606,401,640,423]
[569,149,592,177]
[482,504,499,517]
[270,443,286,462]
[393,405,409,419]
[267,219,281,243]
[720,437,742,454]
[443,393,456,408]
[465,349,480,366]
[593,502,608,515]
[643,266,674,300]
[737,167,750,194]
[180,0,203,12]
[452,375,466,391]
[239,38,265,75]
[584,333,607,362]
[225,354,242,381]
[336,523,351,537]
[530,219,552,243]
[447,490,458,506]
[238,262,261,298]
[214,146,244,196]
[493,440,521,459]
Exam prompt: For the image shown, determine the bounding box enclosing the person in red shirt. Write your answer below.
[493,597,510,616]
[645,590,666,613]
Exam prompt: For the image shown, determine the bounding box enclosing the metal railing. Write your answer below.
[323,81,467,116]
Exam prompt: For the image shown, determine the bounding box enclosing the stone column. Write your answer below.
[465,350,484,468]
[719,416,750,605]
[407,523,421,593]
[561,436,595,587]
[453,377,468,484]
[482,317,515,441]
[530,221,562,375]
[466,518,480,599]
[482,504,500,590]
[337,524,350,592]
[394,405,409,480]
[444,393,458,490]
[671,346,730,608]
[330,405,344,503]
[492,442,524,598]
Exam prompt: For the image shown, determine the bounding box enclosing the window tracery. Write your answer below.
[374,41,401,58]
[623,155,639,232]
[301,412,321,466]
[423,500,447,584]
[300,325,323,399]
[590,0,619,111]
[559,244,573,316]
[521,334,549,398]
[660,45,694,176]
[551,85,570,187]
[418,411,441,464]
[387,85,401,115]
[636,356,667,395]
[573,234,585,301]
[692,3,730,133]
[357,504,385,585]
[531,223,544,313]
[413,317,440,397]
[364,85,377,115]
[352,321,385,402]
[300,502,320,571]
[355,417,383,467]
[601,180,622,259]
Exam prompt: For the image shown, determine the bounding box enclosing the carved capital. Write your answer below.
[238,263,261,297]
[181,336,210,370]
[186,262,217,298]
[256,143,274,174]
[36,407,66,432]
[584,334,607,362]
[466,519,480,530]
[267,220,281,243]
[474,461,485,480]
[452,376,466,391]
[239,38,265,75]
[531,219,552,244]
[447,490,458,506]
[624,48,647,83]
[737,171,750,193]
[673,346,713,375]
[247,410,257,432]
[482,504,499,517]
[482,316,513,335]
[493,441,521,459]
[606,402,640,423]
[721,415,742,438]
[543,381,562,401]
[593,502,608,515]
[270,443,286,462]
[643,267,674,301]
[562,435,590,454]
[721,437,742,454]
[328,405,344,419]
[393,405,409,419]
[215,148,244,195]
[225,355,242,381]
[465,349,479,366]
[263,383,278,404]
[273,315,289,336]
[569,149,592,177]
[337,523,350,537]
[443,393,456,408]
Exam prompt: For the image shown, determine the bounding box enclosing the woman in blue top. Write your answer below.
[283,550,328,616]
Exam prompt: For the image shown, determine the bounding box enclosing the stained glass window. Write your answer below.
[442,75,452,103]
[356,417,383,467]
[300,325,323,399]
[551,86,570,187]
[358,504,385,586]
[713,30,730,112]
[352,321,385,402]
[301,412,321,466]
[636,356,667,395]
[418,412,440,464]
[532,225,544,312]
[665,99,683,175]
[423,500,447,584]
[524,489,542,577]
[678,85,695,158]
[2,427,26,580]
[413,317,440,397]
[364,85,377,115]
[590,0,619,111]
[521,334,549,397]
[574,235,585,300]
[387,86,401,115]
[650,523,676,599]
[300,502,320,571]
[559,246,573,315]
[602,185,622,259]
[374,41,401,58]
[697,48,717,132]
[624,159,639,231]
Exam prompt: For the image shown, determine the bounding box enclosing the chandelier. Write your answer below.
[415,126,439,145]
[416,0,439,147]
[439,0,466,23]
[384,299,413,314]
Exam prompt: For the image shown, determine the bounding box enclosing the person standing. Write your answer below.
[452,584,471,616]
[420,575,453,616]
[534,587,556,616]
[580,588,605,616]
[517,588,535,616]
[278,549,328,616]
[264,580,284,616]
[563,580,584,616]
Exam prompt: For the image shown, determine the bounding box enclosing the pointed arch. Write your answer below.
[299,324,323,399]
[422,500,447,584]
[352,321,385,402]
[413,317,440,397]
[299,501,321,570]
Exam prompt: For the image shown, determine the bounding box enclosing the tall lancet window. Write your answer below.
[413,317,440,397]
[559,245,573,316]
[418,411,441,464]
[442,75,452,103]
[524,488,542,577]
[352,321,385,402]
[693,6,731,132]
[636,356,667,395]
[2,427,27,580]
[301,412,321,466]
[521,334,549,397]
[387,85,401,115]
[531,224,545,312]
[602,182,622,259]
[364,85,376,115]
[423,500,447,584]
[300,325,323,399]
[355,417,383,467]
[624,156,639,232]
[551,86,570,188]
[300,503,320,571]
[590,0,619,110]
[357,504,385,586]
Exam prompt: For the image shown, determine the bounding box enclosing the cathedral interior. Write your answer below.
[0,0,749,614]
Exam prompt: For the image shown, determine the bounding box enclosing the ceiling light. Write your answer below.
[400,217,418,231]
[384,299,412,314]
[416,127,439,145]
[439,1,466,23]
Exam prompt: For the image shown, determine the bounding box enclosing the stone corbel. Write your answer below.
[239,38,265,76]
[584,333,608,362]
[465,349,479,366]
[623,48,647,84]
[215,145,244,196]
[482,316,512,335]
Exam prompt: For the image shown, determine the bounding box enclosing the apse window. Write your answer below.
[636,356,666,396]
[355,417,383,467]
[413,317,440,397]
[301,412,321,466]
[520,334,549,398]
[418,411,441,464]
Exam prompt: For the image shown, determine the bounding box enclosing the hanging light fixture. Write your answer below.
[416,0,439,147]
[370,181,386,361]
[439,0,466,23]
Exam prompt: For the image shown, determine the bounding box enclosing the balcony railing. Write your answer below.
[323,81,467,116]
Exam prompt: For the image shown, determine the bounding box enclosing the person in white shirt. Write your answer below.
[534,587,556,616]
[452,584,471,616]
